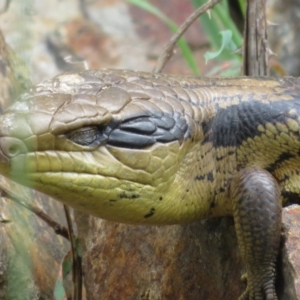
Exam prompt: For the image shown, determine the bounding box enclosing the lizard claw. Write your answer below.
[238,272,278,300]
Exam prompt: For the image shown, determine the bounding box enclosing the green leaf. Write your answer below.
[54,278,66,300]
[191,0,242,66]
[126,0,199,75]
[75,237,83,258]
[238,0,246,16]
[191,0,226,52]
[204,30,237,63]
[62,251,73,278]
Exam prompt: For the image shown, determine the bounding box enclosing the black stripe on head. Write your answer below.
[66,112,189,149]
[107,113,188,149]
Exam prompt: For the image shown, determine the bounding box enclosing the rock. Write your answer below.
[76,212,244,299]
[267,0,300,76]
[280,205,300,299]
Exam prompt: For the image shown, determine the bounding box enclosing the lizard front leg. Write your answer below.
[230,167,281,300]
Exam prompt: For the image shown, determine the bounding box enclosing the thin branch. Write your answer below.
[79,0,90,19]
[242,0,268,76]
[0,0,10,15]
[64,204,83,300]
[0,183,69,240]
[154,0,223,73]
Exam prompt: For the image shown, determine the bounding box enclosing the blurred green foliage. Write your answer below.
[127,0,246,76]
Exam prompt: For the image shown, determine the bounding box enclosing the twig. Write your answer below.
[154,0,223,73]
[0,183,69,240]
[242,0,269,76]
[0,0,10,15]
[64,204,83,300]
[79,0,90,19]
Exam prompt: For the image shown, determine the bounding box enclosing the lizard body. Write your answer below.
[0,69,299,299]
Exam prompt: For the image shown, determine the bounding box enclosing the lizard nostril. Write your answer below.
[0,137,27,159]
[8,144,20,157]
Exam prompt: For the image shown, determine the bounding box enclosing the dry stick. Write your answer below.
[242,0,268,76]
[79,0,89,19]
[0,0,10,14]
[154,0,223,73]
[63,205,83,300]
[0,183,69,240]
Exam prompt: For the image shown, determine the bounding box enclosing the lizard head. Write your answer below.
[0,69,204,224]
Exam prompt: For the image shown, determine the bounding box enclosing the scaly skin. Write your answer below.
[0,69,300,299]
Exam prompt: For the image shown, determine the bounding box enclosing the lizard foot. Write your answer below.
[238,272,278,300]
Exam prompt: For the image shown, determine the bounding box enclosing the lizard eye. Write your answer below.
[67,126,104,146]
